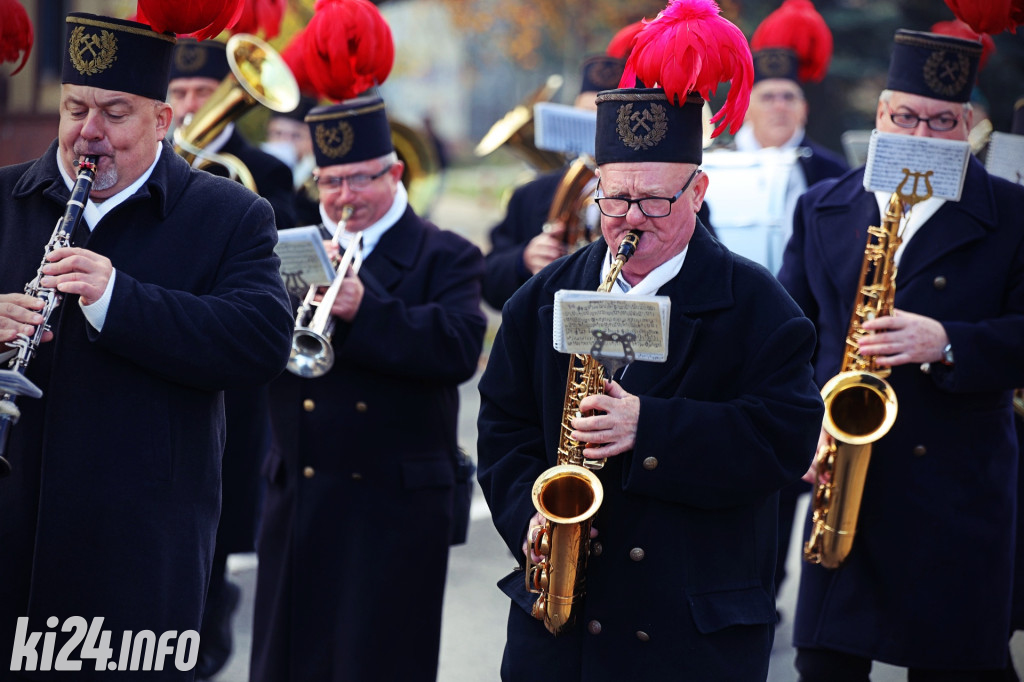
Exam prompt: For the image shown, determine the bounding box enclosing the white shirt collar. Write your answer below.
[600,242,687,296]
[734,122,805,152]
[57,143,163,231]
[873,191,946,266]
[319,181,408,259]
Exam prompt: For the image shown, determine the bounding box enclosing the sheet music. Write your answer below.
[552,290,670,362]
[534,102,597,157]
[274,225,335,300]
[863,130,970,201]
[985,132,1024,186]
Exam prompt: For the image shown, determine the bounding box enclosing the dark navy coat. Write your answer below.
[477,223,824,681]
[0,140,293,679]
[796,135,850,189]
[779,159,1024,669]
[251,207,486,682]
[216,129,297,557]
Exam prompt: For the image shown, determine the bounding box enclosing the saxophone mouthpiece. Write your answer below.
[617,230,642,259]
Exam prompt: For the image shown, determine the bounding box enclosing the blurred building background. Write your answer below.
[2,0,1023,169]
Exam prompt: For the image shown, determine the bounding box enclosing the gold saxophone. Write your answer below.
[526,229,641,634]
[803,191,913,568]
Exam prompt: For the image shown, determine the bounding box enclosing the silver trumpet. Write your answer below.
[287,206,363,378]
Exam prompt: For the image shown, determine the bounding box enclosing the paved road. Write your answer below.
[207,175,1024,681]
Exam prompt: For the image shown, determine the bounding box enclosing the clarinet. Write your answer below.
[0,155,98,477]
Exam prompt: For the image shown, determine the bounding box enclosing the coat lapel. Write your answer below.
[895,157,997,286]
[360,206,424,292]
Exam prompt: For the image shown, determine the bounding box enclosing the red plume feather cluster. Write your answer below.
[135,0,244,40]
[750,0,833,83]
[298,0,394,102]
[233,0,287,40]
[944,0,1023,35]
[281,28,318,97]
[0,0,33,75]
[622,0,753,138]
[931,19,996,71]
[607,20,646,60]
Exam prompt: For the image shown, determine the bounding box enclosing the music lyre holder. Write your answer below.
[590,329,637,379]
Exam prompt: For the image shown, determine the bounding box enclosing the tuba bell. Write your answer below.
[474,74,567,173]
[390,118,443,217]
[173,33,300,192]
[544,154,599,253]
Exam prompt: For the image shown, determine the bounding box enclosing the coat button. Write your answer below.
[912,445,927,457]
[629,547,645,562]
[636,630,651,642]
[355,401,368,413]
[303,466,315,478]
[642,456,658,470]
[587,620,602,635]
[933,276,947,290]
[591,541,603,556]
[303,399,315,412]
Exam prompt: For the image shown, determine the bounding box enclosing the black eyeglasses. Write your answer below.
[313,164,393,192]
[886,105,960,132]
[595,168,702,218]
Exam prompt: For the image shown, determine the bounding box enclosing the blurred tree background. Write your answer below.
[431,0,1023,157]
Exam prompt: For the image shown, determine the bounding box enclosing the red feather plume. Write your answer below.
[622,0,753,138]
[233,0,287,40]
[750,0,833,83]
[944,0,1023,35]
[607,20,646,60]
[301,0,394,102]
[931,19,996,71]
[0,0,33,76]
[280,27,318,98]
[136,0,244,40]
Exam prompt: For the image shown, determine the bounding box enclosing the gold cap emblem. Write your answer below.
[315,121,356,159]
[616,102,668,151]
[68,26,118,76]
[923,50,970,99]
[174,44,207,74]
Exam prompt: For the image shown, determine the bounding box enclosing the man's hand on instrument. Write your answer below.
[39,247,113,307]
[859,308,949,367]
[524,222,567,275]
[523,511,597,563]
[0,294,53,345]
[803,428,833,485]
[571,380,640,460]
[329,265,364,322]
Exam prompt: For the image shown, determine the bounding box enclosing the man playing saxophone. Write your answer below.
[477,1,824,679]
[778,29,1024,680]
[0,12,292,678]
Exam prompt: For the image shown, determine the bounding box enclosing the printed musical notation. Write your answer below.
[553,290,670,362]
[863,131,970,201]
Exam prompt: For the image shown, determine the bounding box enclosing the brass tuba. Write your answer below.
[474,74,567,173]
[390,119,443,217]
[287,206,363,378]
[804,192,908,569]
[173,33,300,193]
[545,154,599,253]
[526,230,641,634]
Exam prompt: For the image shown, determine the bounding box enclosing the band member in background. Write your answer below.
[482,55,624,311]
[167,37,297,229]
[262,95,321,226]
[736,0,849,608]
[476,1,824,678]
[0,13,292,678]
[778,30,1024,679]
[250,95,486,682]
[165,36,302,679]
